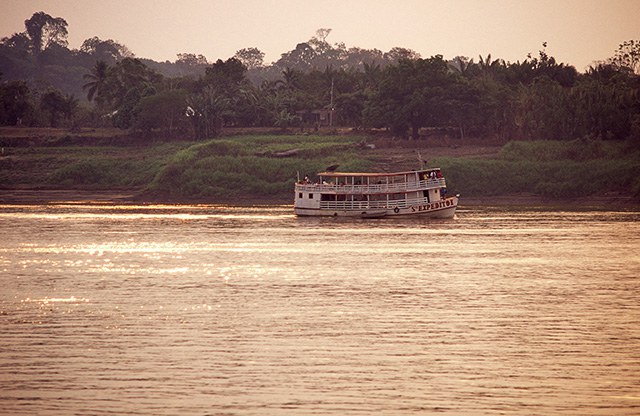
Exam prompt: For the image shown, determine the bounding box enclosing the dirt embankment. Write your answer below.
[367,140,502,172]
[1,128,638,207]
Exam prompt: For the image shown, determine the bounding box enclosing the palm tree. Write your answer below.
[82,60,110,108]
[448,56,474,77]
[362,62,382,90]
[186,86,232,139]
[478,54,504,79]
[281,67,302,91]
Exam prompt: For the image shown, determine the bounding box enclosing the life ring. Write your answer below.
[393,207,400,214]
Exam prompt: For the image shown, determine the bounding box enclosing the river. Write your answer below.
[1,204,639,415]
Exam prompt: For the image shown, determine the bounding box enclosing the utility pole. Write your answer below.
[329,77,334,129]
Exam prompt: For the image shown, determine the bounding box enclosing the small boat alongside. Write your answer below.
[294,168,459,218]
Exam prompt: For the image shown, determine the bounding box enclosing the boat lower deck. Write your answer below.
[295,196,459,218]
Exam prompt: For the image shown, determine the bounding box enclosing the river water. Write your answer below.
[0,204,639,415]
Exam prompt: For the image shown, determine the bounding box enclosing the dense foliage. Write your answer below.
[2,12,640,143]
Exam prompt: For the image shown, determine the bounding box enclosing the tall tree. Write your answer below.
[204,58,248,93]
[105,58,161,106]
[515,77,572,140]
[186,86,232,138]
[0,80,33,125]
[134,89,188,137]
[82,60,110,108]
[384,47,421,62]
[365,56,454,139]
[24,12,68,55]
[176,53,208,66]
[275,42,317,71]
[308,28,332,55]
[233,47,265,70]
[572,65,638,140]
[477,53,504,80]
[103,58,162,128]
[609,40,640,74]
[448,56,475,77]
[80,37,133,63]
[0,32,31,53]
[281,67,302,91]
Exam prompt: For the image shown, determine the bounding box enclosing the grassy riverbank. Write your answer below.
[145,135,371,202]
[437,140,640,199]
[1,128,639,205]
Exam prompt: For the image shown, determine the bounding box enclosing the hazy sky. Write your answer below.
[2,0,639,71]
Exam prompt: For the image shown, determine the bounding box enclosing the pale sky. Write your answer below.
[1,0,639,71]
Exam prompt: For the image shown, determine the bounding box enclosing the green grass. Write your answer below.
[147,135,370,199]
[498,139,638,162]
[1,142,195,189]
[436,139,640,198]
[2,133,638,202]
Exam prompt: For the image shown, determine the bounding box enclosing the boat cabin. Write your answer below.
[295,169,447,211]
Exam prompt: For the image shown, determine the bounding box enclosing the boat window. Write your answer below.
[309,193,314,199]
[298,193,303,199]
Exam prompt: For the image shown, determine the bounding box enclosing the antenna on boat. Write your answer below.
[296,170,300,182]
[416,151,427,169]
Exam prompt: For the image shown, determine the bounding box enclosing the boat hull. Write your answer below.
[295,196,459,218]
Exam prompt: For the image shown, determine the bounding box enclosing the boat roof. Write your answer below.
[317,169,441,178]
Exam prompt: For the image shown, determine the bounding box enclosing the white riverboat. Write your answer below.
[294,168,459,218]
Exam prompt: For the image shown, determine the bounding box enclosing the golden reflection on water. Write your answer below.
[1,203,292,215]
[1,204,639,415]
[23,296,90,304]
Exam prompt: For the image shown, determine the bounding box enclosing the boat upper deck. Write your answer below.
[296,169,447,195]
[295,178,446,195]
[315,168,442,178]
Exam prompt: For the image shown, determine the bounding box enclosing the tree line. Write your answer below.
[1,12,639,142]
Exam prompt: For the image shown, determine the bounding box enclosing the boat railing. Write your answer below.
[296,178,446,194]
[319,196,438,211]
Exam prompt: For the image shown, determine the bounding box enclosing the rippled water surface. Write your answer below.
[1,204,639,415]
